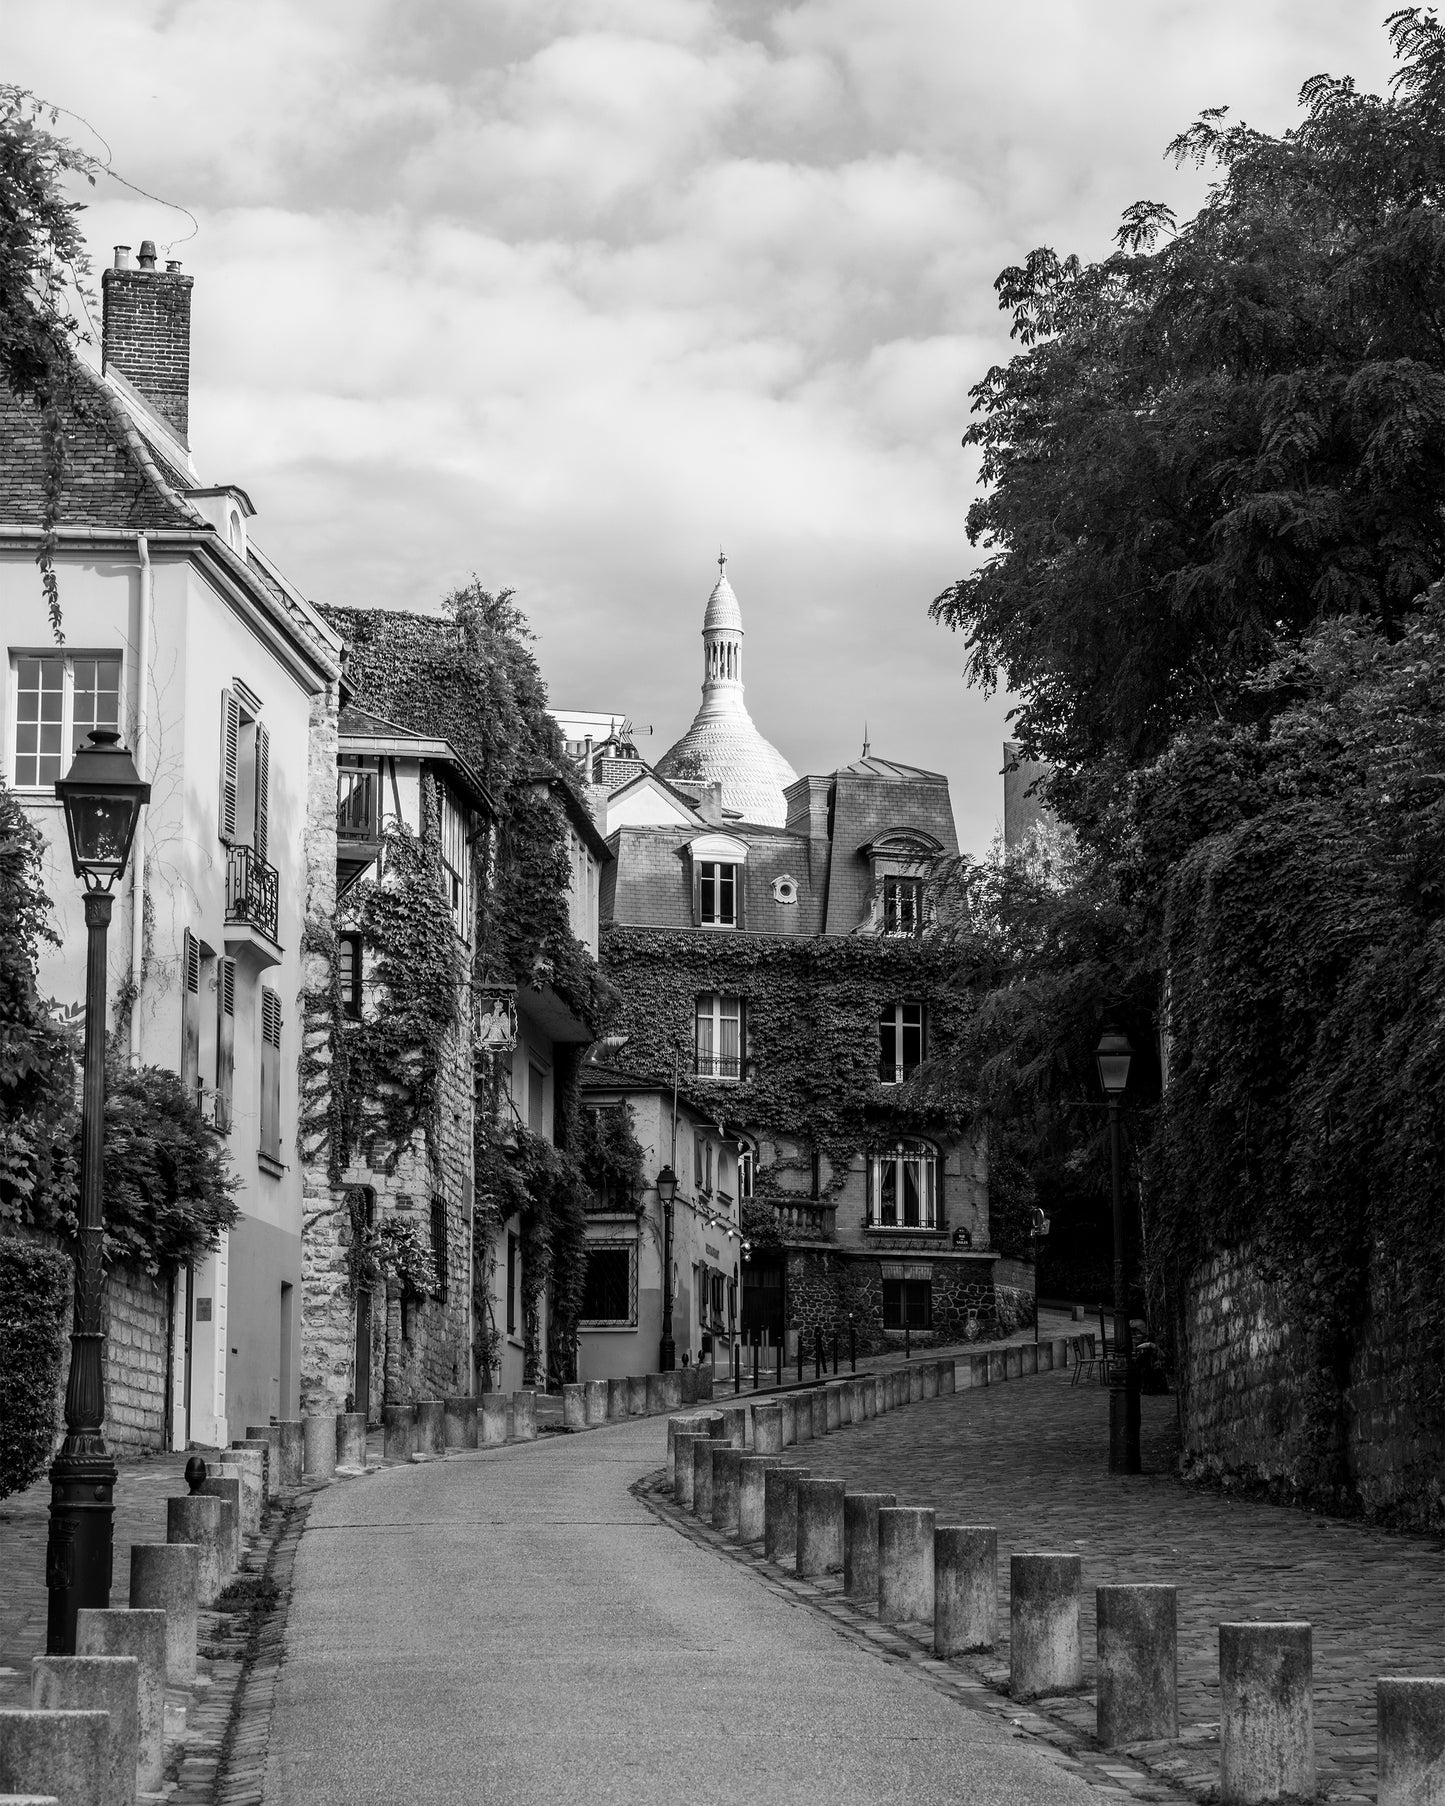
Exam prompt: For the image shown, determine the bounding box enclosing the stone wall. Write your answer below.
[784,1250,1009,1353]
[1179,1240,1443,1530]
[104,1260,174,1455]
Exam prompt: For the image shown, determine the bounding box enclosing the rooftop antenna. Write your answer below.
[862,721,871,759]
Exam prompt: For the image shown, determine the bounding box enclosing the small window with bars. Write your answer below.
[883,875,924,936]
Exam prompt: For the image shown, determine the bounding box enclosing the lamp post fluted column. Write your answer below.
[655,1164,679,1372]
[1106,1092,1140,1474]
[45,889,118,1653]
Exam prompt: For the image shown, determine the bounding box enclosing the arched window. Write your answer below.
[866,1140,938,1230]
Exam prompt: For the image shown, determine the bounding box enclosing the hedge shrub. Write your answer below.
[0,1235,70,1499]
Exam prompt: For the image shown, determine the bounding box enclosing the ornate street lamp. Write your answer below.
[655,1164,678,1372]
[1095,1024,1139,1475]
[47,729,150,1653]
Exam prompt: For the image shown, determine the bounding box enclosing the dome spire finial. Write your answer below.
[718,547,727,572]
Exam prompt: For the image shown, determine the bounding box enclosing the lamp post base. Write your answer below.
[1108,1371,1141,1475]
[659,1335,675,1373]
[45,1445,117,1654]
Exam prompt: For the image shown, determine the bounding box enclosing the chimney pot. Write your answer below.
[166,259,182,273]
[113,245,132,270]
[138,240,157,270]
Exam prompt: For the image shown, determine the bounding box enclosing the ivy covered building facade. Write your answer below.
[589,560,1023,1358]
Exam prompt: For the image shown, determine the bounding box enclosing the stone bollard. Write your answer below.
[303,1412,338,1480]
[32,1655,139,1806]
[874,1374,889,1414]
[896,1371,911,1409]
[1098,1589,1170,1740]
[627,1374,648,1415]
[878,1506,935,1626]
[825,1384,842,1432]
[667,1415,714,1484]
[512,1391,537,1441]
[780,1395,798,1446]
[480,1393,510,1447]
[129,1542,198,1685]
[167,1495,226,1606]
[811,1391,829,1438]
[660,1372,683,1412]
[227,1447,265,1535]
[607,1377,629,1420]
[908,1364,925,1403]
[0,1711,107,1805]
[921,1362,938,1400]
[1038,1342,1054,1373]
[969,1354,988,1389]
[672,1433,707,1508]
[645,1373,666,1414]
[1053,1336,1069,1368]
[938,1359,956,1395]
[583,1379,607,1426]
[752,1404,783,1455]
[737,1455,781,1543]
[243,1425,280,1498]
[692,1440,719,1521]
[1097,1585,1178,1746]
[1219,1622,1315,1805]
[414,1400,444,1458]
[843,1491,896,1604]
[796,1477,846,1577]
[719,1405,748,1450]
[794,1394,813,1444]
[711,1447,745,1537]
[234,1435,274,1502]
[1003,1347,1023,1381]
[679,1365,699,1406]
[276,1419,305,1489]
[563,1383,587,1433]
[197,1476,241,1571]
[383,1403,415,1461]
[1011,1553,1083,1699]
[332,1409,362,1463]
[76,1608,166,1794]
[1377,1677,1445,1806]
[443,1395,477,1449]
[695,1365,715,1401]
[988,1351,1006,1384]
[764,1466,809,1564]
[1023,1343,1039,1376]
[935,1526,997,1656]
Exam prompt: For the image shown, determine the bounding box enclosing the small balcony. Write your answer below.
[337,765,383,892]
[225,844,281,966]
[765,1199,835,1242]
[694,1051,742,1082]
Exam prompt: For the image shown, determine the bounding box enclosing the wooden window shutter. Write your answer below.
[734,864,745,931]
[260,988,282,1161]
[181,930,201,1100]
[253,721,270,865]
[215,957,236,1133]
[218,689,240,843]
[691,856,702,927]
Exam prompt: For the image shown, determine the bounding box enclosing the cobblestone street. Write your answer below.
[731,1369,1443,1804]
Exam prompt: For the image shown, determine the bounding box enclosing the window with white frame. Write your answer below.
[695,992,743,1080]
[867,1140,939,1230]
[878,1001,925,1084]
[883,874,924,936]
[439,786,472,940]
[10,653,122,788]
[736,1142,755,1199]
[698,860,739,927]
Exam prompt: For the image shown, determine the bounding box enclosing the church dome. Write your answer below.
[656,556,797,827]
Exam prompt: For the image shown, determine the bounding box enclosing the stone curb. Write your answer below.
[632,1472,1195,1806]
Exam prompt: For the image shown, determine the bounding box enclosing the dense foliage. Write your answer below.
[1,780,236,1271]
[0,1236,70,1500]
[930,14,1445,1513]
[0,88,97,634]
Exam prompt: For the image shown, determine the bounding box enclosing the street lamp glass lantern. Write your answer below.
[655,1164,678,1207]
[1095,1025,1134,1097]
[54,730,150,890]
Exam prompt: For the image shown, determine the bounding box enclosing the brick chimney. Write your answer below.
[101,240,194,442]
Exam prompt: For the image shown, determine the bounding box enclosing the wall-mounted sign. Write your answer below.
[705,1243,720,1260]
[475,982,518,1053]
[195,1297,213,1322]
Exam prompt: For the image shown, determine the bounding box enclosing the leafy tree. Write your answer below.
[935,9,1445,787]
[0,88,96,634]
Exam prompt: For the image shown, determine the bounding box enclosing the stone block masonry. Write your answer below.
[102,1260,174,1455]
[785,1249,1015,1353]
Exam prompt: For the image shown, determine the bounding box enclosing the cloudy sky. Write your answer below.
[11,1,1399,853]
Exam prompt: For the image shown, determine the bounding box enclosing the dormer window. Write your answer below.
[688,832,749,930]
[700,861,737,927]
[884,875,923,936]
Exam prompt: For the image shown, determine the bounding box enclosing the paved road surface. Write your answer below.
[266,1417,1100,1806]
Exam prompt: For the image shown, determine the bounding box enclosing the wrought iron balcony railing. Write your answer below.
[694,1051,742,1081]
[226,844,280,943]
[336,766,380,842]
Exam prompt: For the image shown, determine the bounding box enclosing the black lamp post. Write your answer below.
[46,729,150,1654]
[1095,1025,1140,1475]
[656,1164,678,1372]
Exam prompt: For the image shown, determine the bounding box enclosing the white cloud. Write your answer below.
[7,0,1403,853]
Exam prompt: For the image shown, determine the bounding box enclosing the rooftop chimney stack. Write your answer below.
[101,234,194,443]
